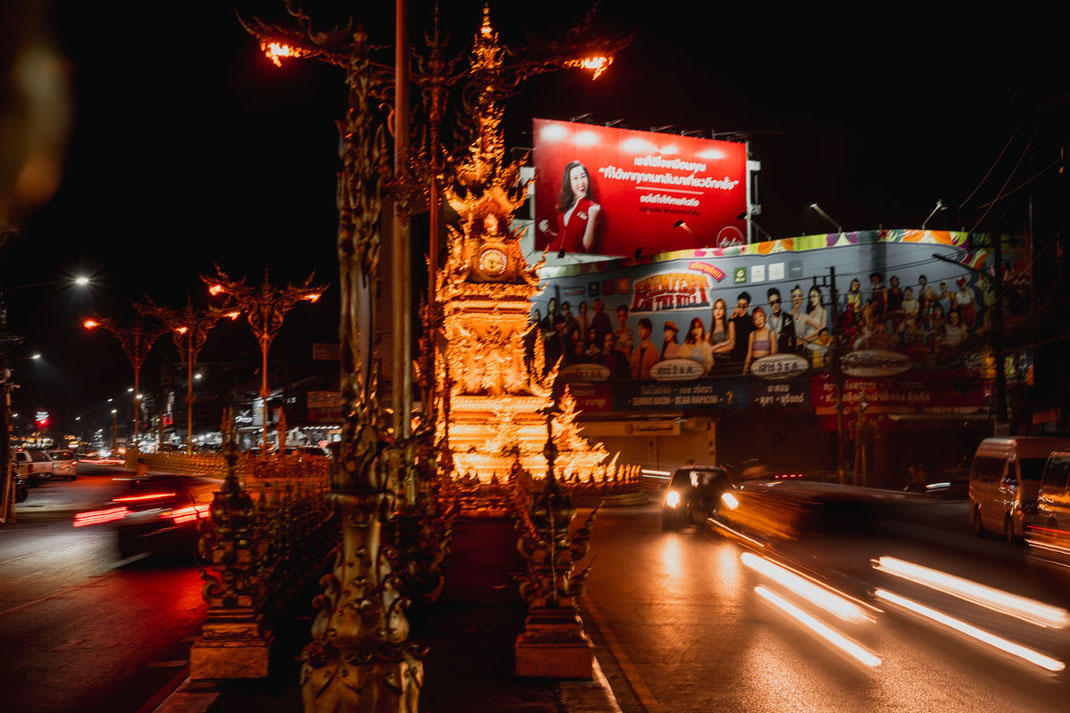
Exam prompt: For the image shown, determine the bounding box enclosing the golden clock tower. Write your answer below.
[436,11,611,481]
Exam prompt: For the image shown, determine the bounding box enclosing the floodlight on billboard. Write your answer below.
[533,119,748,256]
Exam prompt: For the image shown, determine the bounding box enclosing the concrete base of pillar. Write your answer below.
[514,607,594,679]
[189,614,271,680]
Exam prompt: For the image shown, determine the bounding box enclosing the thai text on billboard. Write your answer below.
[532,119,748,256]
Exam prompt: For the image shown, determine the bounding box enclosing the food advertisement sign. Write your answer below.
[533,229,1022,412]
[532,119,748,256]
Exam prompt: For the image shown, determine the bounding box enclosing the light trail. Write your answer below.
[743,553,875,623]
[874,556,1070,629]
[875,589,1065,673]
[755,586,882,668]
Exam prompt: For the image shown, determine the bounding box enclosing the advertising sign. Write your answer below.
[534,230,1022,411]
[532,119,747,256]
[812,373,986,413]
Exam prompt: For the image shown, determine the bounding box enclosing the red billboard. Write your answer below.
[533,119,748,256]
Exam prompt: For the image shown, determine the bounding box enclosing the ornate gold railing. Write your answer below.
[130,451,330,483]
[190,443,338,680]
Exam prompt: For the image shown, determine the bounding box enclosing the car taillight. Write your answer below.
[74,507,130,527]
[161,504,210,525]
[113,492,176,503]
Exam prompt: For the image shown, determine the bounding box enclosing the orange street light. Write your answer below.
[261,41,303,67]
[202,265,325,455]
[136,297,227,455]
[81,314,168,450]
[565,55,613,79]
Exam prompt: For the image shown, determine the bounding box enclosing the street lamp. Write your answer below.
[136,297,228,455]
[922,199,949,230]
[83,314,167,454]
[202,267,323,455]
[809,203,844,233]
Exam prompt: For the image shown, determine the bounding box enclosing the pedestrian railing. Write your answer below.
[189,444,338,680]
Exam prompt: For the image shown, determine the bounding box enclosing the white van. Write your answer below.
[1037,451,1070,532]
[969,437,1070,542]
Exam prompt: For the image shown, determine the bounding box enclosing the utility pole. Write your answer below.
[0,294,23,523]
[932,227,1008,434]
[828,266,847,483]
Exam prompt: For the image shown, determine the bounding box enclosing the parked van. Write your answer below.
[1037,451,1070,532]
[969,437,1070,542]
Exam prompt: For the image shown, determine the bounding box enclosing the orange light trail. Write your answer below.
[874,556,1070,629]
[875,589,1065,673]
[755,586,882,668]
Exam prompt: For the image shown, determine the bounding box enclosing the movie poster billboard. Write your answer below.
[532,119,748,256]
[532,229,1024,412]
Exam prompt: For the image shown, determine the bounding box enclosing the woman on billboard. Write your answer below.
[744,307,777,374]
[538,160,602,253]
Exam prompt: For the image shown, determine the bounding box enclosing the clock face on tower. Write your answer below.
[477,247,508,279]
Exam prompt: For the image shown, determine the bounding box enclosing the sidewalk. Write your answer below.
[153,517,618,713]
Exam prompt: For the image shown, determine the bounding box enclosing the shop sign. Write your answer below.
[751,353,809,381]
[559,363,610,382]
[842,350,912,377]
[650,359,705,382]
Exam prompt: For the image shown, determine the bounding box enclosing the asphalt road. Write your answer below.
[0,467,206,713]
[580,497,1070,713]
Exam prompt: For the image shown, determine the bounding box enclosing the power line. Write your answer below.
[970,125,1038,233]
[958,125,1019,210]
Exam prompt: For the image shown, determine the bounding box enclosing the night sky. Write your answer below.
[3,1,1065,438]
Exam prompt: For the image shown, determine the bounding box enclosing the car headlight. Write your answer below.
[666,490,681,508]
[720,491,739,510]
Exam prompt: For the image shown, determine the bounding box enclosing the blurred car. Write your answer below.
[662,465,734,530]
[14,450,53,487]
[74,474,216,559]
[717,479,881,542]
[46,449,78,480]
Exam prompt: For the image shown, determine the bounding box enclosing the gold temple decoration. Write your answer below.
[436,9,613,483]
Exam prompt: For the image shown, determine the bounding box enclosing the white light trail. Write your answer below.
[743,553,874,624]
[874,556,1070,629]
[875,589,1065,673]
[755,586,882,668]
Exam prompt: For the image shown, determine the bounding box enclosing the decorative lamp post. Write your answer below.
[83,315,167,452]
[236,5,628,711]
[202,267,323,456]
[136,297,230,455]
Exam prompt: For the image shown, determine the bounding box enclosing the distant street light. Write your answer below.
[31,353,41,360]
[922,199,949,230]
[809,203,844,233]
[137,296,229,455]
[203,266,324,454]
[83,314,168,452]
[74,276,90,286]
